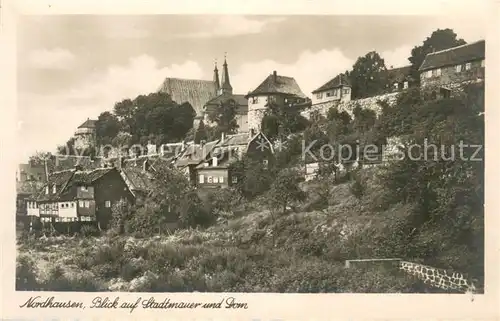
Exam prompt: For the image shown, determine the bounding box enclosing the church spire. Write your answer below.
[220,52,233,94]
[213,59,220,94]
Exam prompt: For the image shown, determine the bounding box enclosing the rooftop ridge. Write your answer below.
[427,39,484,56]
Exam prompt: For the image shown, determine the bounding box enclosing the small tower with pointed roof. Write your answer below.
[220,53,233,95]
[213,59,220,95]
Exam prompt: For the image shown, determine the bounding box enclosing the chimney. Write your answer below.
[273,70,277,82]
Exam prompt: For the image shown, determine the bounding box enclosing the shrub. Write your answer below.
[349,172,365,199]
[80,224,100,237]
[16,255,40,290]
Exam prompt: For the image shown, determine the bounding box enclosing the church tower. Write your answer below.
[220,54,233,95]
[213,59,220,95]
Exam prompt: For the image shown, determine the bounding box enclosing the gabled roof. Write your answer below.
[78,119,97,129]
[174,140,219,167]
[157,78,217,116]
[246,72,307,98]
[217,133,249,148]
[419,40,485,71]
[312,74,350,94]
[205,93,248,107]
[386,65,412,83]
[36,169,76,202]
[36,167,119,202]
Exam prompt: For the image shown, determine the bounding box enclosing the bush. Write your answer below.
[80,224,100,237]
[16,255,40,290]
[349,172,365,199]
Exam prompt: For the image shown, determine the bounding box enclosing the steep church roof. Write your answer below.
[246,71,307,98]
[157,78,217,117]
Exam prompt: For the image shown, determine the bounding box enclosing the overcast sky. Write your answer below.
[16,15,486,161]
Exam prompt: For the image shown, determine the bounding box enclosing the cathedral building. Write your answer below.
[157,56,249,133]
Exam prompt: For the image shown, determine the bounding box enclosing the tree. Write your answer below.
[266,168,306,215]
[349,51,389,99]
[208,99,239,135]
[261,101,309,142]
[379,83,484,284]
[95,112,120,146]
[408,28,466,85]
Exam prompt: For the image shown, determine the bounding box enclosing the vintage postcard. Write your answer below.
[1,0,499,320]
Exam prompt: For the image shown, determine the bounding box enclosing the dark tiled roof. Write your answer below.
[386,65,412,83]
[121,167,154,192]
[36,168,117,202]
[419,40,485,71]
[312,74,350,94]
[157,78,217,116]
[78,119,97,129]
[246,72,307,98]
[72,168,114,185]
[36,169,76,202]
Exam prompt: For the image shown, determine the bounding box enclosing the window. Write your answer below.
[456,65,462,72]
[263,159,269,169]
[393,83,399,90]
[105,201,111,208]
[481,59,485,68]
[432,68,441,77]
[426,70,432,78]
[252,97,259,104]
[232,176,238,184]
[403,81,409,89]
[343,88,350,94]
[316,92,323,99]
[45,186,49,195]
[207,176,213,183]
[333,89,339,96]
[326,92,331,97]
[465,62,471,70]
[84,201,90,208]
[52,185,57,194]
[213,176,219,183]
[81,186,87,191]
[199,174,205,184]
[219,176,224,183]
[71,202,74,208]
[79,200,84,207]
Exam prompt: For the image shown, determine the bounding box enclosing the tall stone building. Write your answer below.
[73,118,97,151]
[246,70,308,134]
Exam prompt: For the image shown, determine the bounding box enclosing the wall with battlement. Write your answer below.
[301,92,399,120]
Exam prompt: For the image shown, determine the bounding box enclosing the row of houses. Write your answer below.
[16,130,274,230]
